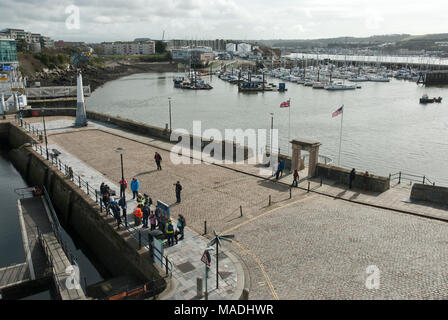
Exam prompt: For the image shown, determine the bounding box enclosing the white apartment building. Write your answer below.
[101,41,155,56]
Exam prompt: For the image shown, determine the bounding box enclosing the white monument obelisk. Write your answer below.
[0,94,5,114]
[74,69,87,127]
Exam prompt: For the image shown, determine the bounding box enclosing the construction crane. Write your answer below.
[162,30,165,41]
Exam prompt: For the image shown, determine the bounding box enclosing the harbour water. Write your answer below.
[0,145,105,296]
[86,72,448,185]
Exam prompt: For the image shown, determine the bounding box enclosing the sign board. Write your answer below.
[156,200,170,218]
[201,251,211,267]
[153,238,164,268]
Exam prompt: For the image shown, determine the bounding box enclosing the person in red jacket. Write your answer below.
[154,152,162,170]
[119,178,128,198]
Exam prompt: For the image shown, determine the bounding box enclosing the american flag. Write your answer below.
[280,100,290,108]
[332,105,344,117]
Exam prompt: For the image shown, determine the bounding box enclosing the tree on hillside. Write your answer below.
[16,39,28,53]
[155,41,167,54]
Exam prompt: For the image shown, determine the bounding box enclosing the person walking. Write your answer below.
[119,177,128,198]
[177,214,186,240]
[142,205,150,229]
[154,152,162,170]
[292,169,299,187]
[166,219,175,246]
[349,168,356,189]
[174,181,182,203]
[131,178,139,200]
[279,160,285,177]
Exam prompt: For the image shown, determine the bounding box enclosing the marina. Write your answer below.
[86,71,448,186]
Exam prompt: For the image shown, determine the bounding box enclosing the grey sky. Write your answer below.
[1,0,447,42]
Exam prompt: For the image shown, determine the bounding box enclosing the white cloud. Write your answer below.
[1,0,448,41]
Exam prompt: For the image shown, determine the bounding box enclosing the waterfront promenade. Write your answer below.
[20,116,448,299]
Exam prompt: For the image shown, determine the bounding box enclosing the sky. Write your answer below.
[1,0,448,43]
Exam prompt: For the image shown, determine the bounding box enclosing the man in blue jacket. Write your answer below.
[131,178,139,199]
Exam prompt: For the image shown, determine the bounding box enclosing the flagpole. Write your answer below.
[337,106,344,166]
[288,98,291,161]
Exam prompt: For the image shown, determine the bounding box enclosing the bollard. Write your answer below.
[204,221,207,235]
[269,195,271,206]
[240,205,243,217]
[241,288,249,300]
[307,181,310,193]
[289,188,292,199]
[139,231,142,249]
[204,291,209,300]
[423,176,426,184]
[197,278,203,298]
[95,190,98,203]
[320,177,323,186]
[78,176,81,188]
[398,171,401,184]
[86,182,89,195]
[165,257,169,276]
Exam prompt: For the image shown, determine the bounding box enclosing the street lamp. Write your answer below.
[115,147,125,198]
[115,147,127,227]
[269,113,274,176]
[168,97,172,132]
[42,108,49,160]
[208,230,235,289]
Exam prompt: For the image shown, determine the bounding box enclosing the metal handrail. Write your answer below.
[389,171,437,186]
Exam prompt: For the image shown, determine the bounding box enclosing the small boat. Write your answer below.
[324,82,356,90]
[419,94,442,104]
[368,76,390,82]
[348,76,369,82]
[312,81,326,89]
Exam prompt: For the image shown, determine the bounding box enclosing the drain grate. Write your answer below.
[176,261,196,273]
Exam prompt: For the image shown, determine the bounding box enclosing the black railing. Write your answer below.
[30,137,173,279]
[389,171,437,186]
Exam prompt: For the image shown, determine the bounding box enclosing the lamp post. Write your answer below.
[269,113,274,176]
[42,108,49,160]
[168,97,172,132]
[116,147,125,198]
[116,147,127,227]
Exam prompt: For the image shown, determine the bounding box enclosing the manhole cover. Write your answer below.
[176,261,196,273]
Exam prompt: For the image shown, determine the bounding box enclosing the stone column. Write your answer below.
[308,147,320,177]
[74,70,88,127]
[291,145,301,171]
[0,94,5,115]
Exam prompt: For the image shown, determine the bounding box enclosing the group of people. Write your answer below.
[98,150,186,247]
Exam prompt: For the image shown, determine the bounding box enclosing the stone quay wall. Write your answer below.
[1,121,166,286]
[316,163,390,192]
[411,183,448,205]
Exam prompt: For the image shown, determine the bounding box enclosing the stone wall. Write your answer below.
[316,163,390,193]
[6,122,165,286]
[410,184,448,205]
